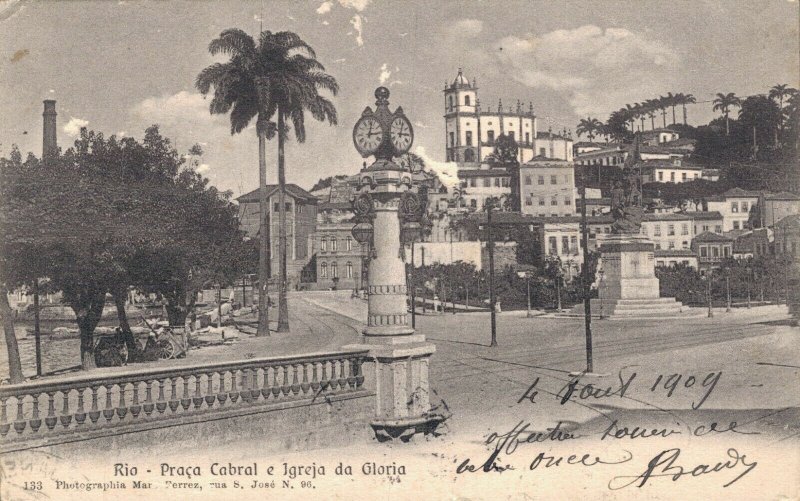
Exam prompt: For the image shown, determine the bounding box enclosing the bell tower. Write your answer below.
[444,68,478,163]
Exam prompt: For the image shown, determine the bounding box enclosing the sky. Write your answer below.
[1,0,798,197]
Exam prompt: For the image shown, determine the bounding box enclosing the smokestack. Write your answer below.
[43,100,57,159]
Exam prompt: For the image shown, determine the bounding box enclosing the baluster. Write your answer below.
[13,396,26,434]
[156,378,167,414]
[143,380,154,415]
[347,358,357,389]
[0,397,10,436]
[217,371,228,405]
[327,360,338,391]
[116,383,128,419]
[320,361,330,391]
[270,367,281,399]
[30,393,42,432]
[250,368,261,401]
[290,364,301,395]
[193,374,204,409]
[169,377,180,412]
[300,363,311,394]
[241,369,250,402]
[75,388,87,424]
[355,357,365,387]
[89,386,101,424]
[229,370,240,403]
[60,389,73,428]
[337,358,348,389]
[205,372,216,407]
[181,376,191,410]
[280,365,291,396]
[259,367,270,400]
[130,383,141,418]
[103,384,115,422]
[311,362,320,393]
[45,392,57,430]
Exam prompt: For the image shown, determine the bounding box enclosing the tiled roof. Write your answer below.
[237,184,318,203]
[723,187,761,197]
[654,249,696,257]
[536,131,570,141]
[458,169,510,178]
[693,231,733,242]
[764,191,800,200]
[774,214,800,228]
[689,211,724,220]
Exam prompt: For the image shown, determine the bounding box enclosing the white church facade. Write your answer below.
[443,69,574,165]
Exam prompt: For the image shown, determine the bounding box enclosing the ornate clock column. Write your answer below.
[346,87,443,442]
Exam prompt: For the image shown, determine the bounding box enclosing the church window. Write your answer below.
[346,262,353,278]
[494,178,500,187]
[321,237,327,251]
[449,96,453,109]
[346,236,353,251]
[330,237,337,251]
[562,236,570,254]
[525,132,530,144]
[483,178,490,188]
[320,262,328,278]
[508,131,515,141]
[464,149,474,162]
[466,131,473,146]
[449,132,455,147]
[331,262,338,278]
[487,130,495,144]
[465,95,470,106]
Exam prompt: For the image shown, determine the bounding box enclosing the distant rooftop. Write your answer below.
[237,184,317,204]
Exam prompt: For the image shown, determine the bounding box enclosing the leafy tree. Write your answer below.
[197,28,338,334]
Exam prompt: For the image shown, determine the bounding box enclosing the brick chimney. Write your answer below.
[42,100,57,159]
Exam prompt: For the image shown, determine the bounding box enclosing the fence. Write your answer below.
[0,350,368,453]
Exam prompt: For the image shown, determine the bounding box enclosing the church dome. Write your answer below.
[451,68,471,89]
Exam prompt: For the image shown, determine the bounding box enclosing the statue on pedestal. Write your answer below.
[611,135,644,235]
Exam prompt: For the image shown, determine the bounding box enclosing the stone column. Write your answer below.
[345,190,440,442]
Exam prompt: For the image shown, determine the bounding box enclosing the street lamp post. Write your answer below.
[706,272,714,318]
[526,273,532,318]
[746,264,752,309]
[598,270,605,320]
[725,269,732,313]
[486,198,497,347]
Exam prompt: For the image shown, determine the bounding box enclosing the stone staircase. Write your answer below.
[570,297,686,317]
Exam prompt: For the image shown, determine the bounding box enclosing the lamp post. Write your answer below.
[746,263,752,309]
[598,270,605,319]
[485,197,498,347]
[706,271,714,318]
[725,267,732,313]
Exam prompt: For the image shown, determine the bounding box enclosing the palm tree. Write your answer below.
[665,92,677,125]
[769,84,797,135]
[644,99,658,130]
[658,95,669,128]
[197,28,338,334]
[576,117,603,141]
[624,103,638,132]
[634,102,646,131]
[680,93,695,125]
[712,92,741,136]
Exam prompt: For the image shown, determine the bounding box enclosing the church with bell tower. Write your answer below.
[443,68,573,165]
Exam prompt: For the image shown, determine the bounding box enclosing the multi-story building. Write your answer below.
[312,178,368,291]
[760,192,800,227]
[639,212,696,251]
[691,211,725,236]
[654,249,698,269]
[641,128,681,146]
[456,165,511,210]
[692,232,734,273]
[237,184,317,288]
[443,69,573,164]
[640,158,704,184]
[519,157,577,217]
[774,214,799,258]
[705,188,760,232]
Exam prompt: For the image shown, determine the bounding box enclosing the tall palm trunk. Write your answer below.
[257,126,270,336]
[682,105,687,125]
[661,110,666,128]
[725,112,730,136]
[672,106,676,125]
[277,113,290,333]
[0,283,24,383]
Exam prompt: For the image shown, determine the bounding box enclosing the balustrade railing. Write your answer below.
[0,350,367,450]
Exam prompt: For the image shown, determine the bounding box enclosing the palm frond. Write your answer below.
[209,28,256,59]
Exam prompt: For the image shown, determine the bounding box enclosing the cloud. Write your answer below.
[489,25,680,116]
[378,63,391,85]
[338,0,370,11]
[63,117,89,138]
[413,121,430,129]
[350,14,364,46]
[414,146,459,190]
[445,18,483,38]
[195,163,210,174]
[316,1,332,14]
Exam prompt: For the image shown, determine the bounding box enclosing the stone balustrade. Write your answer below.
[0,350,368,453]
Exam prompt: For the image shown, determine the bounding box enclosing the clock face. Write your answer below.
[390,117,413,154]
[353,116,383,157]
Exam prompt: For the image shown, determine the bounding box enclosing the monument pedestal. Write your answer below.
[590,234,683,317]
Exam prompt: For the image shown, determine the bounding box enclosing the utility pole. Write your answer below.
[526,272,532,318]
[706,273,714,318]
[33,278,42,377]
[580,178,593,373]
[726,270,732,312]
[487,199,497,347]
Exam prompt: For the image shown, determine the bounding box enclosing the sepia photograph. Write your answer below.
[0,0,798,499]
